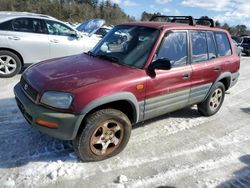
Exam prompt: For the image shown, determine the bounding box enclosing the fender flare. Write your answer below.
[203,72,231,101]
[72,92,141,139]
[80,92,140,121]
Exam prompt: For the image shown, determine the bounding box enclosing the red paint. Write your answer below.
[22,22,240,114]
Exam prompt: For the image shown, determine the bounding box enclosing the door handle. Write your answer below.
[8,36,20,40]
[182,73,190,80]
[50,39,59,43]
[213,67,221,72]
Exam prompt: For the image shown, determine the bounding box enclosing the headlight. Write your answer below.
[41,91,73,109]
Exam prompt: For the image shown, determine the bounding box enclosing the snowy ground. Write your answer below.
[0,57,250,188]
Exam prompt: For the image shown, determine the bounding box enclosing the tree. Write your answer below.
[215,20,221,27]
[0,0,130,24]
[196,16,212,26]
[141,11,162,21]
[235,25,247,35]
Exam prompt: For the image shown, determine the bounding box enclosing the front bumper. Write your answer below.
[14,83,84,140]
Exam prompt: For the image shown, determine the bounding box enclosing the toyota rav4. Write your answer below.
[14,16,240,161]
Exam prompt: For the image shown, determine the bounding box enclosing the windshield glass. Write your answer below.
[76,19,105,34]
[91,25,159,69]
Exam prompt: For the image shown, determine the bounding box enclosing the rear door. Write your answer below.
[0,20,11,48]
[6,18,50,64]
[189,31,224,105]
[144,31,192,120]
[44,20,85,58]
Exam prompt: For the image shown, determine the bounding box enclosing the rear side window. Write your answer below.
[191,31,208,63]
[157,32,188,67]
[215,32,232,57]
[207,32,217,59]
[12,18,47,34]
[0,20,12,31]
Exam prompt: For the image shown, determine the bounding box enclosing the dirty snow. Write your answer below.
[0,57,250,188]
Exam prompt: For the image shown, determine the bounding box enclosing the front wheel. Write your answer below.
[73,109,132,162]
[0,50,22,78]
[198,82,225,116]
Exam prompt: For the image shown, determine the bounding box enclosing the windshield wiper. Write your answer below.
[85,51,121,65]
[96,54,120,63]
[85,51,96,57]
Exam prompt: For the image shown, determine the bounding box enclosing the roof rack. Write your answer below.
[149,15,215,27]
[195,18,215,27]
[149,15,195,26]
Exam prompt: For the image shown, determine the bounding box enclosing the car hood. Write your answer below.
[76,19,105,35]
[23,54,134,93]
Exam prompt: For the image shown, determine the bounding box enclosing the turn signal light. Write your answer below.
[136,84,144,90]
[36,119,59,128]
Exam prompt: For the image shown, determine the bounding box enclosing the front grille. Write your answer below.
[20,77,38,101]
[15,97,33,124]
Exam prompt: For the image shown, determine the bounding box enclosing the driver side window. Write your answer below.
[156,32,188,67]
[45,20,75,36]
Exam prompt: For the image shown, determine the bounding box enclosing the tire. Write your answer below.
[197,82,225,116]
[0,50,22,78]
[73,109,132,162]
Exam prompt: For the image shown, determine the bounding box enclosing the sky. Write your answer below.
[110,0,250,28]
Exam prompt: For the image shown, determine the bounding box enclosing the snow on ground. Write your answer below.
[0,57,250,188]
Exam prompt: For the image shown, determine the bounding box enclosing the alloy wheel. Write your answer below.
[209,88,223,111]
[0,55,17,75]
[90,119,124,156]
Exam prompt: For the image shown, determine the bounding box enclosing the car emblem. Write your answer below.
[24,84,28,90]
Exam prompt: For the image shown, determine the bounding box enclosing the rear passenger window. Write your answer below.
[12,18,47,34]
[157,32,188,67]
[215,32,232,57]
[207,32,217,59]
[0,20,12,31]
[191,31,208,63]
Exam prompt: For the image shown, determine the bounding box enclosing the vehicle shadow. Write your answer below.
[216,155,250,187]
[133,106,200,130]
[0,96,200,169]
[0,97,75,169]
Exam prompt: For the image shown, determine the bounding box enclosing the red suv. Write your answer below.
[14,16,240,161]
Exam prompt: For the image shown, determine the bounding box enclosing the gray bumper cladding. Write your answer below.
[14,83,83,140]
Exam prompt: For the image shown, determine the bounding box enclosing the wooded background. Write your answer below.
[141,12,250,36]
[0,0,249,36]
[0,0,134,25]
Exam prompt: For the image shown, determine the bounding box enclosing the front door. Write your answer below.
[45,20,85,59]
[144,31,192,120]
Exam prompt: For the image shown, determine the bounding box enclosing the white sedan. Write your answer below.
[0,12,108,78]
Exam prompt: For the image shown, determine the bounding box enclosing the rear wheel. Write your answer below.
[198,82,225,116]
[73,109,132,162]
[0,50,22,78]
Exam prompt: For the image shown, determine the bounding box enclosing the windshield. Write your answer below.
[91,25,159,69]
[76,19,105,34]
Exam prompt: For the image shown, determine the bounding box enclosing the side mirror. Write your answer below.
[148,58,172,71]
[148,58,172,77]
[70,32,82,39]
